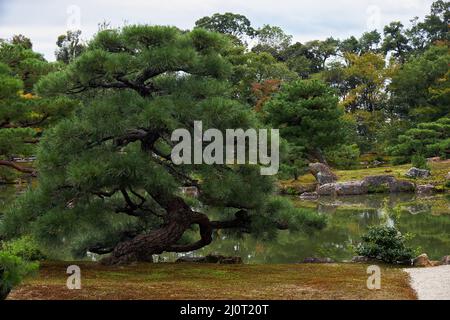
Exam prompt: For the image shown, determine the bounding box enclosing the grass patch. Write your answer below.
[8,261,417,300]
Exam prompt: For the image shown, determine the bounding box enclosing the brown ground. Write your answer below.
[8,261,417,300]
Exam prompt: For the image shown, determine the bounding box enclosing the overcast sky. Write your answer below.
[0,0,436,61]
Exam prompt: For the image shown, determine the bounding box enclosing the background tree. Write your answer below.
[194,12,255,45]
[389,44,449,123]
[229,49,298,105]
[0,40,75,180]
[323,52,392,152]
[388,116,450,163]
[263,79,345,164]
[1,26,324,264]
[382,22,411,62]
[55,30,86,64]
[11,35,32,50]
[252,25,293,59]
[408,0,449,51]
[0,39,54,92]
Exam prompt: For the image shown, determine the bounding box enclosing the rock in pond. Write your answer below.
[416,184,435,195]
[405,167,431,179]
[389,180,416,193]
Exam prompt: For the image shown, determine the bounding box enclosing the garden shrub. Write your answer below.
[0,251,38,300]
[355,226,418,264]
[1,236,46,261]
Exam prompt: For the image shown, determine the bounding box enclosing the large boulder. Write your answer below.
[362,175,396,187]
[309,163,338,185]
[389,180,416,193]
[335,181,368,196]
[416,184,435,195]
[442,256,450,265]
[317,183,337,196]
[413,253,433,267]
[405,167,431,179]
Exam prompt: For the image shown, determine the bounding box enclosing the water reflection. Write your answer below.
[161,193,450,263]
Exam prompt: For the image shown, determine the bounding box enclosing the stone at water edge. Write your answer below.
[335,181,368,196]
[405,167,431,179]
[317,183,337,196]
[389,180,416,193]
[299,192,319,200]
[416,184,435,195]
[413,253,433,267]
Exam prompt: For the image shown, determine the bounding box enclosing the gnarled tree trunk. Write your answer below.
[100,198,249,265]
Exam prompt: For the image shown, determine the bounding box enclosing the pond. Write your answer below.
[162,193,450,263]
[1,184,449,263]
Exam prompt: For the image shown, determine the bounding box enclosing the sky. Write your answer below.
[0,0,436,61]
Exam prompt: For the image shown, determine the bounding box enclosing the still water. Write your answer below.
[1,185,449,263]
[162,193,450,263]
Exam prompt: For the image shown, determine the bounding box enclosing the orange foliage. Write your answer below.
[252,79,281,112]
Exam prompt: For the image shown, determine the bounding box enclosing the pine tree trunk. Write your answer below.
[101,198,214,265]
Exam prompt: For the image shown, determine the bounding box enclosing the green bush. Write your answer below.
[0,251,38,300]
[0,236,46,261]
[355,226,418,264]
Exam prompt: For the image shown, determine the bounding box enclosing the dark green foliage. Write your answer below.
[263,79,345,163]
[411,154,430,170]
[0,50,76,180]
[325,144,360,169]
[0,251,38,300]
[389,45,449,122]
[195,13,255,45]
[389,117,450,162]
[356,226,418,263]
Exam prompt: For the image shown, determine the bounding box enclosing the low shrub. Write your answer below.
[1,236,46,261]
[355,226,418,264]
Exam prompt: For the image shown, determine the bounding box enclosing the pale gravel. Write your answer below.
[404,265,450,300]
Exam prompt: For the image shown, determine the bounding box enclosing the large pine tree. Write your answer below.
[1,26,324,264]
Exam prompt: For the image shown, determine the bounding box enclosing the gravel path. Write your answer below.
[404,266,450,300]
